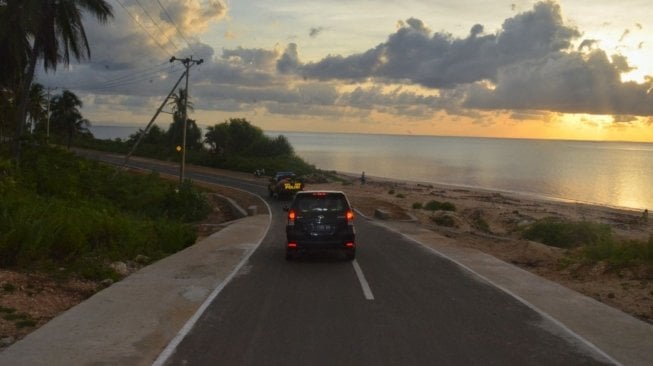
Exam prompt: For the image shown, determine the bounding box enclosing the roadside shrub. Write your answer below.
[0,145,203,277]
[396,193,405,198]
[432,215,456,227]
[522,218,613,249]
[158,180,211,221]
[582,235,653,266]
[388,189,395,195]
[469,210,491,233]
[412,202,423,209]
[424,200,456,212]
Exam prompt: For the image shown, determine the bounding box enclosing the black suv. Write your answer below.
[285,191,356,260]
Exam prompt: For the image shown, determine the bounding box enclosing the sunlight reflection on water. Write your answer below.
[276,132,653,210]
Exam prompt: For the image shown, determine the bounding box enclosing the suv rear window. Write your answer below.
[293,193,348,213]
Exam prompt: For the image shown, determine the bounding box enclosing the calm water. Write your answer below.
[89,126,653,210]
[89,125,141,140]
[272,132,653,211]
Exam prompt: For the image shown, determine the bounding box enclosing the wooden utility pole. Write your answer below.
[169,56,203,185]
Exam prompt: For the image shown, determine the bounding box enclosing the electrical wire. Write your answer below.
[156,0,198,56]
[84,66,184,92]
[133,0,181,53]
[49,62,182,92]
[115,0,174,57]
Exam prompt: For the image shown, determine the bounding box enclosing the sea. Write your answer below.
[88,125,653,211]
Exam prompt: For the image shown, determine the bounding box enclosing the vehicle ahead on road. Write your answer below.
[285,191,356,261]
[268,171,303,199]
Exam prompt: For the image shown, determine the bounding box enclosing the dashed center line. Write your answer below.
[352,260,374,300]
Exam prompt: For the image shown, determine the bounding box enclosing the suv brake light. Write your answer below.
[287,209,296,227]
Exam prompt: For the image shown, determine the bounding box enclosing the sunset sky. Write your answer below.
[36,0,653,142]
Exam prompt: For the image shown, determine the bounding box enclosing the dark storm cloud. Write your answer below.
[36,0,653,122]
[296,1,580,89]
[280,1,653,117]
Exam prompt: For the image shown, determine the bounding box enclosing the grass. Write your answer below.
[523,217,653,267]
[431,215,456,227]
[469,210,491,233]
[522,217,612,249]
[0,145,209,280]
[2,283,16,293]
[0,306,16,314]
[423,200,456,212]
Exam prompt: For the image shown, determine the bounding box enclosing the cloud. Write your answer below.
[309,27,325,38]
[295,1,580,89]
[35,0,653,129]
[160,0,227,36]
[464,50,653,115]
[277,1,653,117]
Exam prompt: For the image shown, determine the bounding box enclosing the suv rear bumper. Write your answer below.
[286,237,355,251]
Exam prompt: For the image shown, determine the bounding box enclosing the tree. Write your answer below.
[49,89,90,148]
[166,88,202,151]
[6,0,113,158]
[27,83,48,134]
[204,123,230,155]
[129,124,167,146]
[0,88,15,143]
[203,118,291,157]
[0,1,31,92]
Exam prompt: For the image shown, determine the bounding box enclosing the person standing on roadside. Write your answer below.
[361,171,366,185]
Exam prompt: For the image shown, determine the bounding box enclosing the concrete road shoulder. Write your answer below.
[0,214,270,366]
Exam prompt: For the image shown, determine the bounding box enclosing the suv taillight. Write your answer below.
[346,209,354,225]
[288,209,296,225]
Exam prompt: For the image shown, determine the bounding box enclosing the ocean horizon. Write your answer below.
[88,125,653,211]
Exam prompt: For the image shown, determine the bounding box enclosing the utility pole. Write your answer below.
[118,70,187,174]
[169,56,203,185]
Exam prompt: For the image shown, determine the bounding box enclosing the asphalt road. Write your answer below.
[79,151,614,365]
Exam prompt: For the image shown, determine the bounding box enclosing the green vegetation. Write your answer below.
[523,217,653,266]
[423,200,456,212]
[522,218,612,249]
[0,145,209,280]
[469,210,491,233]
[431,215,456,227]
[395,193,405,198]
[73,118,316,177]
[412,202,423,209]
[2,310,37,328]
[2,283,16,293]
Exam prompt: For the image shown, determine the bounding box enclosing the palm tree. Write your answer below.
[8,0,113,157]
[27,83,48,134]
[49,89,90,148]
[0,88,15,143]
[166,88,202,150]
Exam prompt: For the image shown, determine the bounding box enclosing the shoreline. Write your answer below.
[333,170,648,214]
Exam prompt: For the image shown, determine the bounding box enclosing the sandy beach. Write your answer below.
[305,171,653,325]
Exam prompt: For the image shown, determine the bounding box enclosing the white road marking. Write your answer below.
[352,260,374,300]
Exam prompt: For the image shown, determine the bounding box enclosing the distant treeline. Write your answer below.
[76,117,316,176]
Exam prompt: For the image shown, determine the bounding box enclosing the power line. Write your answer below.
[115,0,174,56]
[94,60,170,86]
[156,0,198,56]
[49,61,181,91]
[133,0,181,53]
[84,66,184,92]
